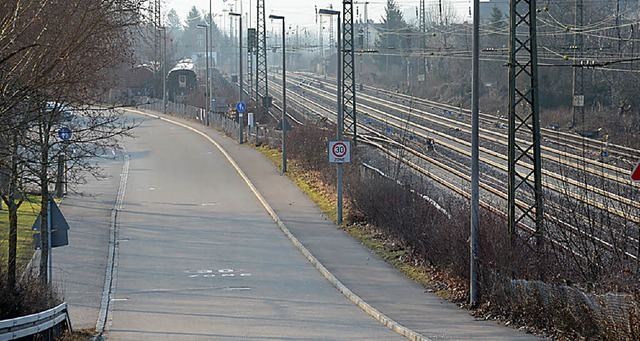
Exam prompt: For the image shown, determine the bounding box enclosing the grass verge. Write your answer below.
[0,196,41,272]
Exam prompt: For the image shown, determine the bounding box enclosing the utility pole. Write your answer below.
[197,24,210,111]
[162,27,167,115]
[319,8,342,223]
[343,0,357,144]
[316,7,322,74]
[152,0,162,98]
[364,2,369,49]
[470,0,480,308]
[329,4,335,63]
[419,0,427,83]
[571,0,584,128]
[256,0,269,108]
[269,14,287,173]
[248,28,256,100]
[230,12,243,144]
[385,0,390,88]
[153,0,161,63]
[508,0,544,254]
[209,0,213,113]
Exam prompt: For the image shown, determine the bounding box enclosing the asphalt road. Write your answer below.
[104,115,405,340]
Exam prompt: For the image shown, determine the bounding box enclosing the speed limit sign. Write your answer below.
[328,140,351,163]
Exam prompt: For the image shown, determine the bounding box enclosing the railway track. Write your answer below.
[259,70,639,261]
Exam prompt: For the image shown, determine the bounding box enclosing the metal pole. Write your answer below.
[47,198,52,285]
[470,0,480,307]
[205,28,210,112]
[270,15,287,172]
[209,0,213,115]
[337,12,343,224]
[319,9,342,223]
[239,16,244,144]
[282,18,287,172]
[162,27,167,115]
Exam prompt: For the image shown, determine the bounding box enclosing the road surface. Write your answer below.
[105,114,405,340]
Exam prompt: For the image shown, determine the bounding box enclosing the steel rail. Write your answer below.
[272,74,640,260]
[279,73,640,218]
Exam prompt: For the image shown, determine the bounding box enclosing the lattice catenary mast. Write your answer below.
[255,0,269,107]
[508,0,544,245]
[418,0,427,82]
[342,0,357,143]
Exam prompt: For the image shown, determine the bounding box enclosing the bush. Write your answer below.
[0,269,61,319]
[284,122,639,338]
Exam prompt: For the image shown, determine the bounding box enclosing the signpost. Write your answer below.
[56,127,71,197]
[32,196,70,285]
[329,140,351,224]
[632,161,640,182]
[236,102,246,144]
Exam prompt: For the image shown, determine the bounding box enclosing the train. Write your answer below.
[167,59,197,102]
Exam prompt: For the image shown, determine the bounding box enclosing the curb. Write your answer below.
[95,149,129,336]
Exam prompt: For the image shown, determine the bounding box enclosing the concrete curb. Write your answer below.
[95,149,129,337]
[133,109,431,341]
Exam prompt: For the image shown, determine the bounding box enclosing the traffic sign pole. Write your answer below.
[329,141,350,224]
[236,102,246,144]
[47,198,52,285]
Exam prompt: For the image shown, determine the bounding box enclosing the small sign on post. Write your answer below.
[248,112,254,128]
[236,101,246,113]
[58,127,72,141]
[328,140,351,163]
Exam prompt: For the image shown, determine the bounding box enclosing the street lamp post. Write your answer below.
[208,1,213,117]
[319,8,342,223]
[197,24,210,113]
[230,12,243,144]
[161,27,167,116]
[269,14,287,173]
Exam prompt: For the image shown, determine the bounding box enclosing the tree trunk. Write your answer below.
[38,125,50,285]
[8,201,18,289]
[6,133,23,291]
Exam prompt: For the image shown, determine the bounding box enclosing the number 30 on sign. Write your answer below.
[328,140,351,163]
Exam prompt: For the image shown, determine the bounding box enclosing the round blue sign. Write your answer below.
[236,102,246,113]
[58,127,72,140]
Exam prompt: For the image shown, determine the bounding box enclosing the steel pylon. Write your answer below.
[508,0,544,244]
[342,1,357,143]
[152,0,162,69]
[256,0,269,107]
[418,0,427,82]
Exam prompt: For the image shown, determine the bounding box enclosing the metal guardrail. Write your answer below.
[0,302,72,340]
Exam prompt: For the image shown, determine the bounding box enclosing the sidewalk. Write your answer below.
[144,110,544,340]
[52,154,123,330]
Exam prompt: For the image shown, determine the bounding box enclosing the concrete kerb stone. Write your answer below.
[94,148,129,339]
[130,109,431,341]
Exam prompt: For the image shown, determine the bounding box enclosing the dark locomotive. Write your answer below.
[167,59,197,102]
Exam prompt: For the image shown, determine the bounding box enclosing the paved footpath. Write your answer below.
[54,107,545,339]
[52,152,123,330]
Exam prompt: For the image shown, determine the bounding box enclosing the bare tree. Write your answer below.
[0,0,144,285]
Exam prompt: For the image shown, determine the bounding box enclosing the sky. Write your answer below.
[164,0,474,30]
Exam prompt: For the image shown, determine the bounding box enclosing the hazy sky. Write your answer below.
[163,0,471,29]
